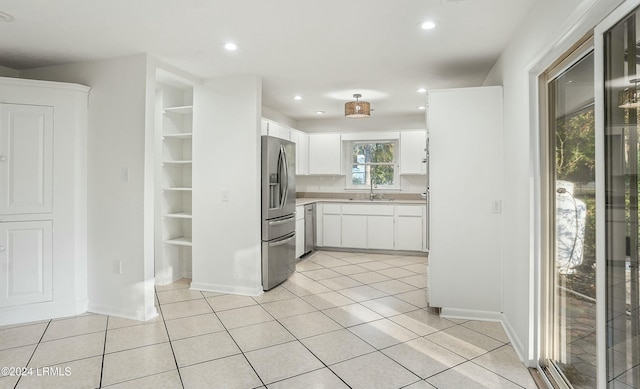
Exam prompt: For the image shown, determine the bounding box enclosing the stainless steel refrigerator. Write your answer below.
[261,136,296,290]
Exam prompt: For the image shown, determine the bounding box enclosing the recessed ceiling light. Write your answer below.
[223,42,238,51]
[420,21,438,30]
[417,88,427,93]
[315,111,325,115]
[0,11,14,22]
[417,106,426,110]
[294,95,303,100]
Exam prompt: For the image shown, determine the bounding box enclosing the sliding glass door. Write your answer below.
[544,46,597,389]
[603,8,640,388]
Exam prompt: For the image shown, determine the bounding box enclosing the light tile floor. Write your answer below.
[0,250,538,389]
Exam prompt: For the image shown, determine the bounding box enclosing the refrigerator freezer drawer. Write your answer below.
[262,232,296,290]
[262,214,296,241]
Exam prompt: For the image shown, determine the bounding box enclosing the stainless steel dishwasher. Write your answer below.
[304,204,315,254]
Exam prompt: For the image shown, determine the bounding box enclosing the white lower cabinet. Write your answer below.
[317,202,426,251]
[396,205,425,251]
[396,216,423,251]
[367,216,394,250]
[322,214,342,247]
[0,221,53,308]
[342,215,367,248]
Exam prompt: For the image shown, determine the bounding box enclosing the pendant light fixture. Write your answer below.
[345,94,371,118]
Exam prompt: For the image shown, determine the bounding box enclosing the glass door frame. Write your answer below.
[596,2,640,387]
[539,37,595,389]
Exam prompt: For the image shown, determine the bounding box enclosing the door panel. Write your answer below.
[0,104,53,215]
[0,221,53,307]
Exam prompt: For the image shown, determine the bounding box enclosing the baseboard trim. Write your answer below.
[0,297,89,326]
[87,302,158,322]
[440,307,503,321]
[190,282,263,297]
[440,308,528,366]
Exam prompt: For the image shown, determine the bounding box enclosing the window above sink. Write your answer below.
[346,140,399,190]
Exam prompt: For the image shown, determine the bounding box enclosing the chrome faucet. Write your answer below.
[370,178,377,201]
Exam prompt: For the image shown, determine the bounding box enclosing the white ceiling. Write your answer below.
[0,0,534,121]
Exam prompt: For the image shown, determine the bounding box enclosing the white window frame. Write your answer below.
[345,139,399,190]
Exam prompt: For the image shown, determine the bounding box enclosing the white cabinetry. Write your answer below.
[341,215,367,249]
[396,205,424,251]
[316,202,426,252]
[0,221,52,307]
[0,76,89,324]
[290,129,309,175]
[321,204,342,247]
[261,119,290,141]
[156,79,194,284]
[368,215,395,250]
[0,103,55,309]
[295,205,305,259]
[308,133,342,175]
[400,130,427,175]
[0,104,53,215]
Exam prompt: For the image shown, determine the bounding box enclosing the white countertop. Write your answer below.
[295,198,426,206]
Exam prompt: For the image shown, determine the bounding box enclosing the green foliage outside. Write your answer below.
[351,142,395,185]
[555,108,596,298]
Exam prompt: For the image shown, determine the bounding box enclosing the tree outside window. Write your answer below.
[350,141,396,187]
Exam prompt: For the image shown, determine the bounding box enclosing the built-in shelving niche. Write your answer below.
[155,70,194,285]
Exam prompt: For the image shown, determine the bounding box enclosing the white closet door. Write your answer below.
[0,221,53,307]
[0,104,54,215]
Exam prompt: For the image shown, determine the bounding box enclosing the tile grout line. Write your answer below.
[309,254,525,387]
[201,292,267,388]
[98,316,108,388]
[268,312,354,388]
[12,319,52,389]
[155,288,185,389]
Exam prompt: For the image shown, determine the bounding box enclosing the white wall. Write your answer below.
[21,54,158,321]
[263,106,296,128]
[427,86,504,319]
[483,0,624,363]
[191,75,263,295]
[0,65,18,77]
[297,113,424,134]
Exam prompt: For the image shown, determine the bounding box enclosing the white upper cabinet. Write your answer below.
[0,104,53,215]
[262,120,290,141]
[399,130,427,175]
[308,133,342,175]
[290,129,309,175]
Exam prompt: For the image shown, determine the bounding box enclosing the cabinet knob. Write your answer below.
[0,156,6,162]
[0,246,5,252]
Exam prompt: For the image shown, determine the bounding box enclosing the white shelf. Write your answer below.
[164,106,193,115]
[163,212,192,219]
[162,160,192,166]
[163,236,192,246]
[163,187,192,192]
[163,133,193,140]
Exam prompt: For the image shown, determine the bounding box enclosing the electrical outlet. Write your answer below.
[113,260,122,274]
[222,190,230,202]
[491,200,502,214]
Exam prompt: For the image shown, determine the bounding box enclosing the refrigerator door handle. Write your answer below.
[279,144,289,210]
[268,216,295,226]
[269,233,295,247]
